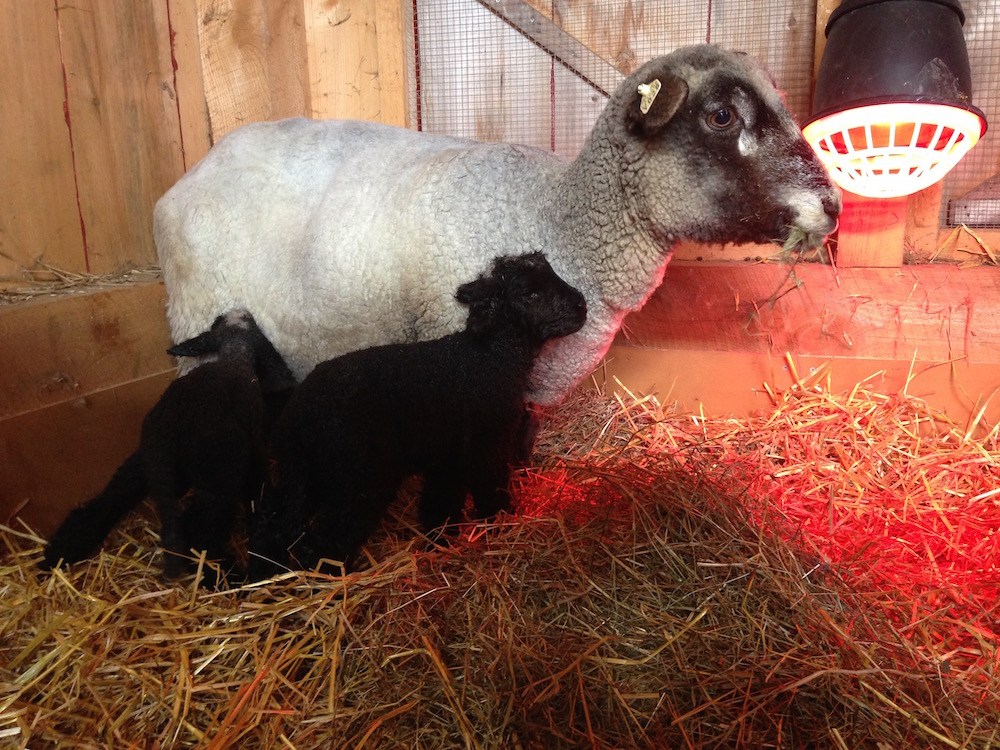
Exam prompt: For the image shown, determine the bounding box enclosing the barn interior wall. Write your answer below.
[1,0,998,533]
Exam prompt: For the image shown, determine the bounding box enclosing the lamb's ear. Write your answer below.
[167,329,219,358]
[624,73,688,138]
[456,276,501,335]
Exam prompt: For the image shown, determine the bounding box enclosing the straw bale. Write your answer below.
[2,374,998,749]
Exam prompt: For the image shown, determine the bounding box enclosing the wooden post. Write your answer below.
[303,0,410,126]
[835,193,907,267]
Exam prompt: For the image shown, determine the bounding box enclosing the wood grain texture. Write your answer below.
[196,0,310,141]
[595,345,1000,428]
[56,0,188,274]
[835,193,906,268]
[1,371,175,535]
[0,3,85,278]
[620,261,1000,365]
[304,0,408,125]
[0,281,173,420]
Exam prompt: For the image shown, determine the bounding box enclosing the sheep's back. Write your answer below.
[154,118,568,381]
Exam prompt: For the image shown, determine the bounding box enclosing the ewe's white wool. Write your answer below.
[155,45,839,406]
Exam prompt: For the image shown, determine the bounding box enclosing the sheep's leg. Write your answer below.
[418,469,468,535]
[467,460,513,520]
[182,488,241,586]
[293,476,397,573]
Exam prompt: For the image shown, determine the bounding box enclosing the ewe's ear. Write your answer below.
[168,329,219,358]
[624,73,688,138]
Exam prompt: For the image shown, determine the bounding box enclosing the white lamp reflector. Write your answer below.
[803,102,984,198]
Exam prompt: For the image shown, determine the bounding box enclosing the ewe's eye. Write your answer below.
[706,107,737,131]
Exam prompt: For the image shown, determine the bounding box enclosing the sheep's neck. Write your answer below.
[547,127,675,313]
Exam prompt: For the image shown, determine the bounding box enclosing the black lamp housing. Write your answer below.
[811,0,985,122]
[803,0,988,198]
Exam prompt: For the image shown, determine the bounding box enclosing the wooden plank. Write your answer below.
[0,281,173,420]
[620,261,1000,364]
[56,0,187,274]
[594,345,1000,430]
[196,0,310,141]
[545,0,711,75]
[1,371,175,535]
[374,0,412,127]
[835,193,906,267]
[477,0,624,95]
[417,0,552,147]
[305,0,384,122]
[163,0,213,169]
[0,3,85,279]
[711,0,816,120]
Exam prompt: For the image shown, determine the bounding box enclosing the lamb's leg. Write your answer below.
[182,488,241,587]
[41,450,146,569]
[418,469,468,531]
[153,490,189,580]
[467,460,513,520]
[292,475,399,573]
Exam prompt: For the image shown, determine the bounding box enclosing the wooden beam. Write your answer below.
[476,0,625,96]
[196,0,310,142]
[0,281,174,533]
[1,372,175,535]
[0,281,173,420]
[304,0,410,125]
[595,346,1000,431]
[56,0,188,274]
[621,261,1000,364]
[835,193,907,267]
[601,259,1000,426]
[0,4,85,279]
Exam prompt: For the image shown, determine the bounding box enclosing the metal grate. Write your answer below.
[944,0,1000,226]
[412,0,817,159]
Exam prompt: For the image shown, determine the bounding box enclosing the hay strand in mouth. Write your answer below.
[2,373,998,748]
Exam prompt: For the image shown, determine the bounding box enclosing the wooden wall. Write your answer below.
[1,0,998,535]
[0,0,411,533]
[0,0,410,287]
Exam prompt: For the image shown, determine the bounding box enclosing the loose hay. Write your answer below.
[2,370,999,749]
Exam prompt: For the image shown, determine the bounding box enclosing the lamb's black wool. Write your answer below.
[250,252,587,577]
[41,309,296,582]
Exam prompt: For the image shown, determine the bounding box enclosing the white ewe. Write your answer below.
[155,44,839,407]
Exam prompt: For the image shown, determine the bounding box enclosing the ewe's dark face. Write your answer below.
[620,46,840,251]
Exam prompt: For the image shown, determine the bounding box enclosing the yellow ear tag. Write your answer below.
[638,79,662,114]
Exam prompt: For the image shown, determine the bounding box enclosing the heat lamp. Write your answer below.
[803,0,987,199]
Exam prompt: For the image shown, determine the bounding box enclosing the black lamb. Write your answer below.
[41,309,296,582]
[250,252,587,577]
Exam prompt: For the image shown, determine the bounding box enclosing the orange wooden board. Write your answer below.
[1,371,175,535]
[0,281,173,419]
[594,346,1000,430]
[621,261,1000,365]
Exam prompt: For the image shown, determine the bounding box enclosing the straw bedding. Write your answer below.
[2,365,998,749]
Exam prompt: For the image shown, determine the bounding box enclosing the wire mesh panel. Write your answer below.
[944,0,1000,226]
[413,0,818,159]
[413,0,998,228]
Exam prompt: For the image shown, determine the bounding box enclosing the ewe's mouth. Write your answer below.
[779,224,830,253]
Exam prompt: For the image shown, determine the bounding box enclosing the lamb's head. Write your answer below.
[607,44,840,252]
[456,252,587,345]
[168,308,297,392]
